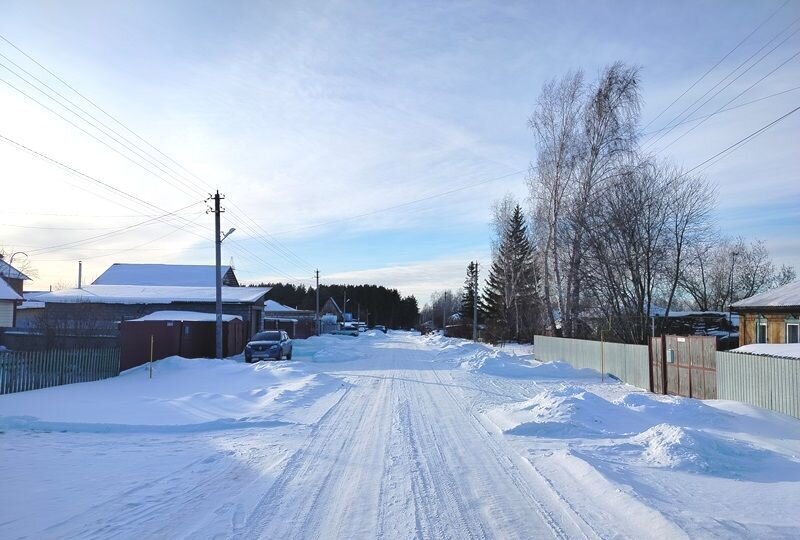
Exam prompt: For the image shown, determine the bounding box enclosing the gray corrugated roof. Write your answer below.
[0,259,30,281]
[731,280,800,309]
[93,263,234,287]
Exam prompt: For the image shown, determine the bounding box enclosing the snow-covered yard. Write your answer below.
[1,331,799,539]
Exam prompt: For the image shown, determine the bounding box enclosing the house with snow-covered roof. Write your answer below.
[0,258,28,329]
[262,299,316,339]
[27,263,269,347]
[731,280,800,346]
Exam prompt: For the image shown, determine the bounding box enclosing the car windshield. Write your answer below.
[253,331,281,341]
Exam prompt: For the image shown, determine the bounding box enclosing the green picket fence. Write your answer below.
[0,348,121,395]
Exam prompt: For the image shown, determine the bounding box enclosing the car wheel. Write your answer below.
[287,350,292,360]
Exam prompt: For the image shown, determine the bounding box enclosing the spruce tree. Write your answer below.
[460,262,482,323]
[482,204,536,342]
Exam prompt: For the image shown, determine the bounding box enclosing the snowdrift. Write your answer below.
[293,334,367,363]
[488,385,647,438]
[0,355,346,432]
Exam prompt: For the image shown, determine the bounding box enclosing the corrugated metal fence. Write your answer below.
[0,348,121,395]
[716,351,800,419]
[534,335,650,390]
[535,335,800,419]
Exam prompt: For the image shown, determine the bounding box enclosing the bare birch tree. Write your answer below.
[529,63,641,337]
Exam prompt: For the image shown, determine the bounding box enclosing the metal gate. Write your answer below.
[650,335,717,399]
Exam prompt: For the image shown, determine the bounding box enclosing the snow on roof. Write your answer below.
[93,263,234,287]
[17,291,47,310]
[731,344,800,359]
[0,259,30,281]
[731,281,800,310]
[264,299,297,312]
[649,305,729,318]
[129,311,242,323]
[0,279,22,301]
[35,285,270,304]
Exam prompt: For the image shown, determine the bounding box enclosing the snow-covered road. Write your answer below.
[2,331,799,539]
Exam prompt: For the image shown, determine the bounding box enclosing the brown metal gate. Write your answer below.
[650,335,717,399]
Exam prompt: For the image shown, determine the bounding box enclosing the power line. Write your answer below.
[0,35,313,274]
[641,85,800,136]
[0,67,205,201]
[274,168,527,235]
[641,0,790,131]
[26,204,204,256]
[644,16,800,149]
[655,49,800,153]
[0,132,203,224]
[684,104,800,176]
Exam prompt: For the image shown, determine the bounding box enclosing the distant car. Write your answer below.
[332,323,359,337]
[358,324,367,333]
[245,330,292,362]
[374,325,387,334]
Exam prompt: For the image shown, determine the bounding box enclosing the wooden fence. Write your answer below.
[0,348,121,395]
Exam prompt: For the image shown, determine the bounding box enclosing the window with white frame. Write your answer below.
[756,319,768,344]
[787,321,799,344]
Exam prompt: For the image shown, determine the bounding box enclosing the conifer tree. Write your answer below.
[482,204,537,342]
[460,262,482,323]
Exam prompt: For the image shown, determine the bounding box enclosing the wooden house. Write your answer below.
[0,259,28,329]
[731,281,800,345]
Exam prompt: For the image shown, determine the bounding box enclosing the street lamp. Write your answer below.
[8,251,27,265]
[727,250,739,343]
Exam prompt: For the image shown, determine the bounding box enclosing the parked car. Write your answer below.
[358,323,367,333]
[245,330,292,362]
[332,323,359,337]
[374,325,387,334]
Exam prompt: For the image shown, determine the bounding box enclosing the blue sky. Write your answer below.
[1,0,798,302]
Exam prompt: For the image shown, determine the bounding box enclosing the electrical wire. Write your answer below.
[644,16,800,149]
[641,0,790,131]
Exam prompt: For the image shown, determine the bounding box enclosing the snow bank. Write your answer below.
[603,423,800,481]
[0,356,345,432]
[293,334,368,363]
[732,343,800,359]
[488,384,646,438]
[459,349,599,381]
[425,335,600,381]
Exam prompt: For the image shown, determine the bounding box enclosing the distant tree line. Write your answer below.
[475,62,794,345]
[420,289,463,329]
[253,282,419,330]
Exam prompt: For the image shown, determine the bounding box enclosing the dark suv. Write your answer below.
[245,330,293,362]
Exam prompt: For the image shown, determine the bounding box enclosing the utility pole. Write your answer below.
[77,260,82,289]
[442,291,447,336]
[315,269,320,335]
[206,191,232,359]
[473,261,478,341]
[214,191,224,359]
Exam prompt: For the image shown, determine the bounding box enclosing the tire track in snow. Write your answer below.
[234,370,396,539]
[428,364,600,539]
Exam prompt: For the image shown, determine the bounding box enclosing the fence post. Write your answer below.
[150,335,154,379]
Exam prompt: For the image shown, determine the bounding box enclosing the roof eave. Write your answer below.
[731,305,800,312]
